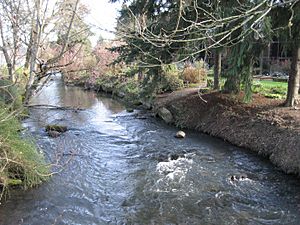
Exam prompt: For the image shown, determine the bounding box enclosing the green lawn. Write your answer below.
[252,80,287,99]
[185,77,287,99]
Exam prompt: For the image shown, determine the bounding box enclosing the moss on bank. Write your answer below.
[0,80,48,201]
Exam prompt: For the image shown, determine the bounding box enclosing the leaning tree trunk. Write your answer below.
[213,49,222,90]
[24,27,34,70]
[0,19,15,82]
[285,45,300,107]
[24,0,41,104]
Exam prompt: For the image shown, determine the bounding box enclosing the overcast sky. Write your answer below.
[82,0,122,44]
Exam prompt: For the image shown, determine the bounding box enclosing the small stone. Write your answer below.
[47,130,61,138]
[175,131,186,138]
[230,174,248,181]
[45,124,67,133]
[170,154,180,160]
[126,108,134,113]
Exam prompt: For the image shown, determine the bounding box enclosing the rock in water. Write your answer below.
[175,131,186,138]
[45,124,67,138]
[157,107,173,124]
[47,130,61,138]
[230,174,248,181]
[126,108,134,113]
[45,124,67,133]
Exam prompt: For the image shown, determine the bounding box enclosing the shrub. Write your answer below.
[0,79,23,110]
[160,64,184,92]
[182,60,207,84]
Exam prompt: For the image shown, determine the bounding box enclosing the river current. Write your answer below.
[0,76,300,225]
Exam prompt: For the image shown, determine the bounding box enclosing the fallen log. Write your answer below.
[25,104,85,111]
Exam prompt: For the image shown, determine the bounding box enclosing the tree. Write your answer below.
[24,0,82,102]
[0,0,30,82]
[0,0,94,102]
[213,49,222,90]
[112,1,269,96]
[112,0,298,104]
[286,45,300,106]
[283,2,300,107]
[270,1,300,107]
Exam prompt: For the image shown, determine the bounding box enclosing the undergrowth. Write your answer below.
[0,81,48,202]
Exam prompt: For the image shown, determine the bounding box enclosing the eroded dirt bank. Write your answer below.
[154,89,300,175]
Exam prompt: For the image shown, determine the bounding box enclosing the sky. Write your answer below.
[82,0,122,45]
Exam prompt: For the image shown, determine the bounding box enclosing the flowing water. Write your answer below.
[0,76,300,225]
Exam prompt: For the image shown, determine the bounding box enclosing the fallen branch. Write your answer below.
[25,104,85,111]
[197,84,208,104]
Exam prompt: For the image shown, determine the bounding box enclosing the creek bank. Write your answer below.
[64,78,152,110]
[154,89,300,176]
[64,76,300,175]
[0,79,48,200]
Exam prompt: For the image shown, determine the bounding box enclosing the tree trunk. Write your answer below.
[24,27,34,70]
[243,58,254,103]
[285,45,300,107]
[24,0,40,103]
[259,50,263,75]
[0,47,14,82]
[0,19,15,82]
[213,49,222,90]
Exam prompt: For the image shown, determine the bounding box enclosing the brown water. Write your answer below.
[0,75,300,225]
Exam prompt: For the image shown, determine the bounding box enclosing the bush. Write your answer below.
[0,79,23,110]
[182,60,207,84]
[160,64,184,92]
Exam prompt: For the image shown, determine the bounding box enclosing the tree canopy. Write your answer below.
[111,0,300,106]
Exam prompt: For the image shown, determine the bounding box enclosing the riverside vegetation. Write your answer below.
[0,79,48,201]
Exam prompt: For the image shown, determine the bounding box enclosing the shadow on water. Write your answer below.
[0,75,300,225]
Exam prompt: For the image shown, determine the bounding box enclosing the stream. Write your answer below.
[0,75,300,225]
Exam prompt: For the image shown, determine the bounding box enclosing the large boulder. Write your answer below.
[157,107,173,124]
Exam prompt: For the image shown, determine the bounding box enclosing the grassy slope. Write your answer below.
[0,83,48,200]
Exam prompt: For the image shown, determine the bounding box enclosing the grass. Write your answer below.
[252,80,287,99]
[207,76,287,99]
[0,83,48,201]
